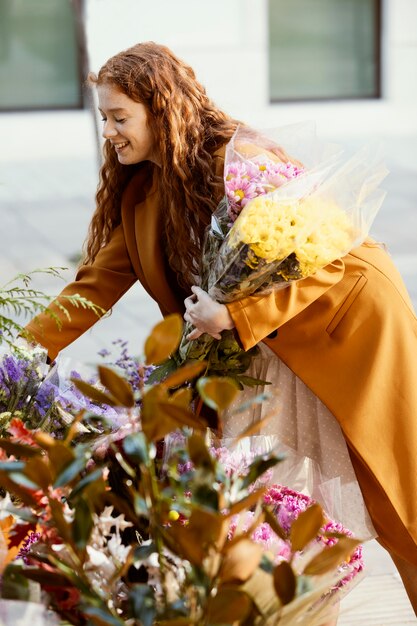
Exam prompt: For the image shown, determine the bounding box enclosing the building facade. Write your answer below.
[0,0,416,162]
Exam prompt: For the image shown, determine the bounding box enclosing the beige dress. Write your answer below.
[221,343,376,540]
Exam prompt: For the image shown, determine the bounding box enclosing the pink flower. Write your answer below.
[224,161,263,221]
[224,158,304,222]
[228,511,292,564]
[261,161,304,188]
[264,485,312,533]
[225,176,259,221]
[319,520,364,588]
[225,161,260,182]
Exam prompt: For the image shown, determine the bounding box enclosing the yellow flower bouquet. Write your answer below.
[177,124,388,383]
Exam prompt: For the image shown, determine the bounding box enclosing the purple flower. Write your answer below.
[3,355,26,384]
[177,460,194,474]
[33,380,57,417]
[16,531,41,564]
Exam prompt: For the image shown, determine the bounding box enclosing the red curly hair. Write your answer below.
[84,42,239,291]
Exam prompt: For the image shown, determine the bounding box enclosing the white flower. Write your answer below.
[107,534,131,564]
[85,545,116,579]
[94,506,133,537]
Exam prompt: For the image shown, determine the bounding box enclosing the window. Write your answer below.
[269,0,381,101]
[0,0,84,110]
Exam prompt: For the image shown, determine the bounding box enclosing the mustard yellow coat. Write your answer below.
[26,156,417,565]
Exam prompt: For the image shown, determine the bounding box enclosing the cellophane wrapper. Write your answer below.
[179,123,388,374]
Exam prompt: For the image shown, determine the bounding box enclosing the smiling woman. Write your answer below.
[96,84,160,166]
[22,41,417,619]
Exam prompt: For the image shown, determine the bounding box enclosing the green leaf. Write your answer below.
[3,504,37,523]
[197,376,239,412]
[8,472,38,490]
[144,314,183,365]
[133,494,150,517]
[273,561,297,605]
[129,584,157,626]
[0,461,26,472]
[98,365,135,407]
[303,536,361,576]
[241,455,284,489]
[122,432,149,465]
[235,374,272,387]
[69,467,105,501]
[192,484,219,511]
[133,542,157,562]
[54,454,88,488]
[290,503,325,552]
[146,358,178,384]
[73,497,94,550]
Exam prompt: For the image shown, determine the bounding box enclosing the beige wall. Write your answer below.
[85,0,417,136]
[1,0,416,162]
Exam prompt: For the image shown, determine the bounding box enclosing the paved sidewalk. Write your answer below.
[0,133,416,624]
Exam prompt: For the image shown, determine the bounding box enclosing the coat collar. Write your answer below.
[121,164,186,315]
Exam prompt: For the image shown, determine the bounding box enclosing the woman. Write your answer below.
[25,42,417,614]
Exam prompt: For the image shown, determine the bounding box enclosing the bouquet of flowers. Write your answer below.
[176,123,387,385]
[0,345,128,440]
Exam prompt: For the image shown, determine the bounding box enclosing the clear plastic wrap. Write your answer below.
[179,123,388,375]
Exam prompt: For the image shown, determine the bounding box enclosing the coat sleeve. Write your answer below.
[226,258,345,350]
[25,224,137,360]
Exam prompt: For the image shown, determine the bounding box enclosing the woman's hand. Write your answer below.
[184,286,235,340]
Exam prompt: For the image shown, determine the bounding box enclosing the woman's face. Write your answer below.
[97,83,160,166]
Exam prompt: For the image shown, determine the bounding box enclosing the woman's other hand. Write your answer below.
[184,286,234,340]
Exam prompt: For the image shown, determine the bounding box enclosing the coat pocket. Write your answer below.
[326,273,368,335]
